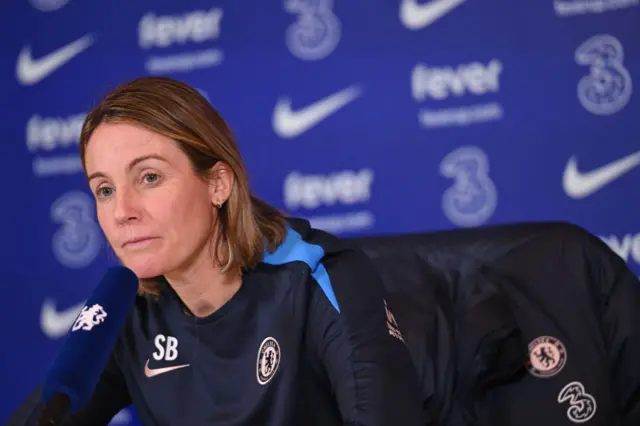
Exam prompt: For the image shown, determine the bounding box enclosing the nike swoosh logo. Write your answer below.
[16,33,95,86]
[272,84,362,139]
[40,298,86,339]
[400,0,468,30]
[144,359,190,378]
[563,150,640,199]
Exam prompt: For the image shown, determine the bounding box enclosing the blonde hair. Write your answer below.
[79,76,287,297]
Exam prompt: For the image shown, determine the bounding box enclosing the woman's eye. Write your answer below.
[143,173,160,184]
[97,187,113,198]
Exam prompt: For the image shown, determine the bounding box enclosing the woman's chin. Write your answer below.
[121,256,166,279]
[134,269,164,280]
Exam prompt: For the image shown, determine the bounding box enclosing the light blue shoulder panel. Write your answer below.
[263,227,340,313]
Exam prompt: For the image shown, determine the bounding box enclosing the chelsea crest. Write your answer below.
[527,336,567,378]
[257,337,281,385]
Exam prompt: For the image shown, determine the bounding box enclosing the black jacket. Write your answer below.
[352,221,640,426]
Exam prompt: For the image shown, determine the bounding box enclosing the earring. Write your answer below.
[214,200,222,209]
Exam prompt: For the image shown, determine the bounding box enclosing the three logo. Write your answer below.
[440,146,497,228]
[50,191,103,269]
[575,34,632,117]
[285,0,341,61]
[558,381,597,423]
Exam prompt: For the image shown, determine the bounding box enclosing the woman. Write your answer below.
[45,76,424,425]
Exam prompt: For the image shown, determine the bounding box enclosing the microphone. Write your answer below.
[38,266,139,426]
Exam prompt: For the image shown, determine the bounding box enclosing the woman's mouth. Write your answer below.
[122,237,159,249]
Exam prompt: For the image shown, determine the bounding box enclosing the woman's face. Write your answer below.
[84,122,217,279]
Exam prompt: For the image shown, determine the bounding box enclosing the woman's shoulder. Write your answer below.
[275,219,389,317]
[262,217,366,272]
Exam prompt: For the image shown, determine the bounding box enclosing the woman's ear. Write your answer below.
[208,162,234,208]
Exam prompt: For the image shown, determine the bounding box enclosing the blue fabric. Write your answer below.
[263,227,340,313]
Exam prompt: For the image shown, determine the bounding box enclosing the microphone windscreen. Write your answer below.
[41,266,139,413]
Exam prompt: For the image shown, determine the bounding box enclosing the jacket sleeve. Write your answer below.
[587,235,640,426]
[6,351,131,426]
[305,247,425,426]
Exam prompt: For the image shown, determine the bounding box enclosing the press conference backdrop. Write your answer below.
[1,0,638,423]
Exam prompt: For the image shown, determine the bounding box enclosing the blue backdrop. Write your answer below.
[1,0,638,423]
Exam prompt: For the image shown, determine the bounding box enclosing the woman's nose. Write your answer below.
[113,188,141,224]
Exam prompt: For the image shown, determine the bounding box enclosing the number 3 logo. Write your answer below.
[285,0,341,61]
[575,34,632,116]
[51,191,102,269]
[557,381,597,423]
[440,146,498,228]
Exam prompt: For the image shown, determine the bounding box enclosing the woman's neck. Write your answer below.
[164,254,242,318]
